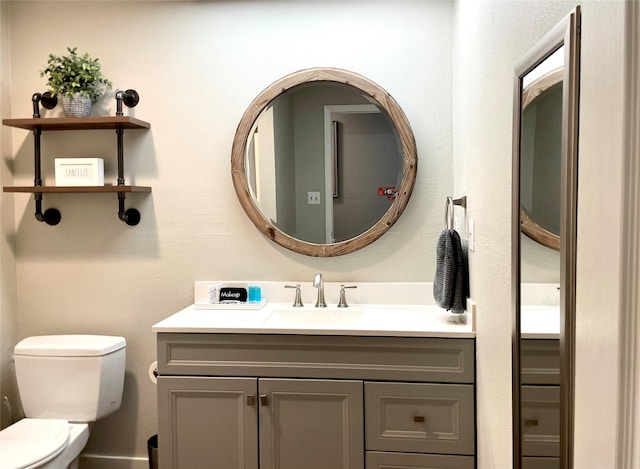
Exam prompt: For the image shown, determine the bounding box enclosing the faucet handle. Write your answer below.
[337,285,357,308]
[284,284,304,307]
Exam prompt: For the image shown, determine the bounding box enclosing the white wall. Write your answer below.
[454,1,634,468]
[452,1,575,466]
[2,0,453,463]
[573,2,627,467]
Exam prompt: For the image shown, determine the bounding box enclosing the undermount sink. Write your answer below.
[263,308,364,326]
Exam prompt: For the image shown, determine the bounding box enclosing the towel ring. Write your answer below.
[445,196,467,232]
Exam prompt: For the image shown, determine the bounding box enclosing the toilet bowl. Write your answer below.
[0,335,126,469]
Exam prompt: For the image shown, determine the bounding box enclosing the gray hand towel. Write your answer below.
[450,229,467,314]
[433,229,467,314]
[434,229,455,309]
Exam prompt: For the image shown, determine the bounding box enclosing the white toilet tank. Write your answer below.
[14,335,126,422]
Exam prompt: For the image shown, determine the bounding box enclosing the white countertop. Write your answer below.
[152,303,475,338]
[521,305,560,339]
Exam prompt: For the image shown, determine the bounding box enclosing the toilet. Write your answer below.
[0,335,126,469]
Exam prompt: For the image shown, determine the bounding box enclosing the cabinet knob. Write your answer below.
[260,394,269,406]
[413,415,425,423]
[246,395,255,406]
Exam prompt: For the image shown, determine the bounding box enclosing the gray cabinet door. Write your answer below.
[158,376,259,469]
[259,378,364,469]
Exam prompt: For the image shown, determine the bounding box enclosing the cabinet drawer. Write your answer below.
[521,339,560,385]
[365,382,475,455]
[522,457,560,469]
[521,385,559,457]
[158,334,475,384]
[366,451,474,469]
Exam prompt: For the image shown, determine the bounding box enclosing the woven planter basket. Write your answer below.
[61,94,92,117]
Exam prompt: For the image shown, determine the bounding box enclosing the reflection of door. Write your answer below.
[324,105,399,243]
[248,107,277,222]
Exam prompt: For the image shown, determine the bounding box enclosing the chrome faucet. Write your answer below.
[337,285,357,308]
[284,284,304,307]
[313,273,327,307]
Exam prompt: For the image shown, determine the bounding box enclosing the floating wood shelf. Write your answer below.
[4,186,152,193]
[2,116,150,131]
[2,111,151,226]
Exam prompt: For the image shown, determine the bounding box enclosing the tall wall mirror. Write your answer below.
[512,7,580,469]
[231,68,417,257]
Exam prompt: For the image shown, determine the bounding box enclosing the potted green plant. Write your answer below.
[41,47,112,117]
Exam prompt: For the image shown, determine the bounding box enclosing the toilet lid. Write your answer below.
[0,419,69,469]
[14,335,126,357]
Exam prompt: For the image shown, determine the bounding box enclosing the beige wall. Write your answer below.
[2,0,453,464]
[0,0,20,431]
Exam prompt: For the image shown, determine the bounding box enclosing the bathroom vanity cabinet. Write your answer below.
[520,338,560,469]
[157,333,476,469]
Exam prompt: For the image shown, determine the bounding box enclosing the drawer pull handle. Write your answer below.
[260,394,269,406]
[525,419,539,426]
[246,395,255,406]
[413,416,425,423]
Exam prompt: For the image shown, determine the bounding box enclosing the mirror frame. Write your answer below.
[520,68,564,251]
[231,67,417,257]
[512,7,580,469]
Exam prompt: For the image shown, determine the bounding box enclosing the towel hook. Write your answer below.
[445,195,467,232]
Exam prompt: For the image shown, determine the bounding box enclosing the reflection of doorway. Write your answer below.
[323,105,400,243]
[248,107,277,222]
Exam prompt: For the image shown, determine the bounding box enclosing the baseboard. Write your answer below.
[79,454,150,469]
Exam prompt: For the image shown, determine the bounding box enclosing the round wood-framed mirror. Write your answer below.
[231,67,417,257]
[520,67,563,251]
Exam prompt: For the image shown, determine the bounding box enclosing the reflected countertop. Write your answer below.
[521,305,560,339]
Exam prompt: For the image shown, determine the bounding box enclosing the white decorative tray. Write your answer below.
[193,299,267,310]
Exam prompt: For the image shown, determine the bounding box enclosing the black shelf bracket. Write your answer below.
[115,89,142,225]
[31,125,61,225]
[31,92,57,118]
[115,89,140,116]
[115,123,141,226]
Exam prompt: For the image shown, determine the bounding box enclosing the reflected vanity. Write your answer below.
[512,7,580,469]
[231,68,417,256]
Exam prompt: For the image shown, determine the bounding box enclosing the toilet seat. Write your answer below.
[0,419,69,469]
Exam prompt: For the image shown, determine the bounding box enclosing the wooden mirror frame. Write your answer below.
[231,67,417,257]
[520,67,564,251]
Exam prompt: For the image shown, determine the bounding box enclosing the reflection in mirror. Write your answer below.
[519,53,563,468]
[520,47,563,251]
[245,82,402,244]
[512,7,580,469]
[232,68,417,257]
